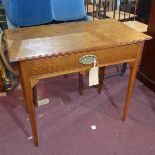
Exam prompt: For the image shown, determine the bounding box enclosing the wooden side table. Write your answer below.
[4,19,151,146]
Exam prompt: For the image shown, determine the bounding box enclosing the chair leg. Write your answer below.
[64,75,69,78]
[120,62,127,76]
[78,67,105,96]
[32,85,38,106]
[78,73,83,96]
[98,67,105,94]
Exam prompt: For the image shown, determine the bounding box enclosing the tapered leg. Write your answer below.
[123,42,144,121]
[98,67,105,94]
[19,68,28,112]
[79,73,83,96]
[19,62,38,146]
[123,62,138,121]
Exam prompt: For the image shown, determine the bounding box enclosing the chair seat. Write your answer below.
[123,21,148,33]
[106,10,135,21]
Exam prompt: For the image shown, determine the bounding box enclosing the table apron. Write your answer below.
[24,43,139,80]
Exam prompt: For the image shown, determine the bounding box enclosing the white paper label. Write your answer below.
[89,66,99,86]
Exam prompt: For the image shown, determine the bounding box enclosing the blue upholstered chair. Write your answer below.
[1,0,53,27]
[2,0,88,28]
[51,0,86,21]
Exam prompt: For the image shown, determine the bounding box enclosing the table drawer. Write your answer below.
[26,43,139,77]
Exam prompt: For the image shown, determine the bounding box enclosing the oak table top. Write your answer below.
[4,19,151,146]
[5,19,150,62]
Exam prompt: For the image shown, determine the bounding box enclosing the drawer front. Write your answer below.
[26,43,139,77]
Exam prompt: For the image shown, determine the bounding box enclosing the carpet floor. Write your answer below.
[0,66,155,155]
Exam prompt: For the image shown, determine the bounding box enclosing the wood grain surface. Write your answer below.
[5,19,151,62]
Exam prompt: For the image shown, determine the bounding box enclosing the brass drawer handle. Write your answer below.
[79,55,97,65]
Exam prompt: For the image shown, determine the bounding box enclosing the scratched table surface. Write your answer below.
[4,19,151,62]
